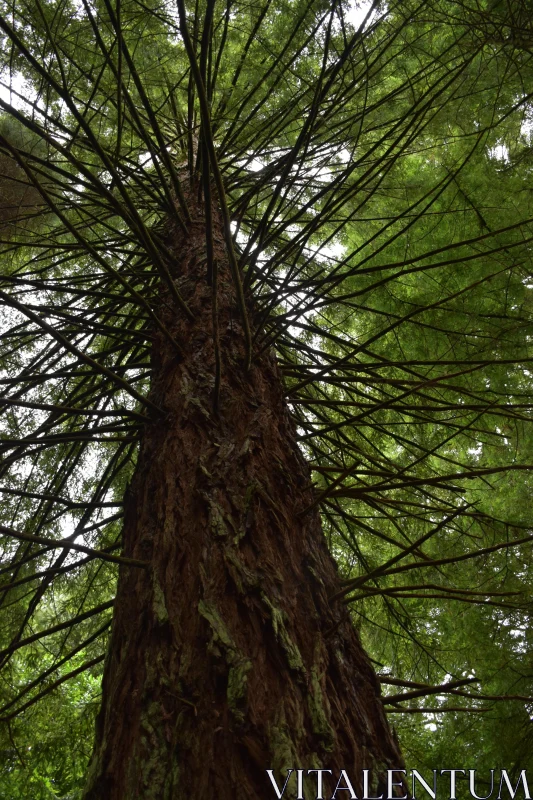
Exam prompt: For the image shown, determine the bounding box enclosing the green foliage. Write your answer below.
[0,0,532,794]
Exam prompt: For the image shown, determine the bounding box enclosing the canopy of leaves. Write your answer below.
[0,0,532,795]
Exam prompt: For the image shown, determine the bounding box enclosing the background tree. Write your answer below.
[0,0,532,796]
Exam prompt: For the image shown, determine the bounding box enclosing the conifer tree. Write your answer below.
[0,0,532,796]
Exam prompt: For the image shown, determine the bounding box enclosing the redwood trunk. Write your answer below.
[83,191,403,799]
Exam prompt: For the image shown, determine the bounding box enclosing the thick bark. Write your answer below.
[83,193,403,799]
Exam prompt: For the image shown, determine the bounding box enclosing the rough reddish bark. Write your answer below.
[83,191,403,799]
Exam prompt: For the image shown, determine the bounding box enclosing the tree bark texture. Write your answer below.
[83,188,403,799]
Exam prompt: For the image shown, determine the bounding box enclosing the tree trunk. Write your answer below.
[83,187,403,800]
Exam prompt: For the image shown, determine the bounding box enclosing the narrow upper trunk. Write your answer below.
[83,188,403,799]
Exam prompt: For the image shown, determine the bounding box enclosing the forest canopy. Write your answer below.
[0,0,532,796]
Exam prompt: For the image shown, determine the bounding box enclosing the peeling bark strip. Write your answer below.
[83,192,402,799]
